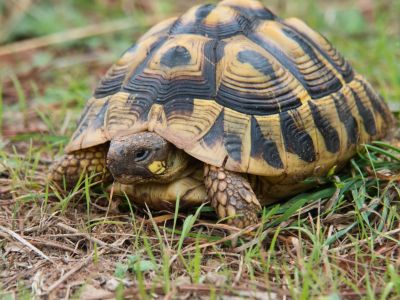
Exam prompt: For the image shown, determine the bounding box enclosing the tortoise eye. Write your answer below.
[134,149,150,162]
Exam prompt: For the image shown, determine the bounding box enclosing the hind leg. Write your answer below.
[204,165,262,228]
[49,145,111,188]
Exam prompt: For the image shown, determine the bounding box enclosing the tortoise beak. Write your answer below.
[107,156,153,184]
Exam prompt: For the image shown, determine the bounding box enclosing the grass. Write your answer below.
[1,0,400,299]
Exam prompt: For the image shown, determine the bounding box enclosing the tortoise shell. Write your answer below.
[66,0,392,178]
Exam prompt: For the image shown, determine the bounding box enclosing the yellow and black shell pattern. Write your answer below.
[66,0,393,178]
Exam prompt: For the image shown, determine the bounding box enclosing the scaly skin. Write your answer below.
[204,165,262,228]
[49,135,262,229]
[49,144,111,188]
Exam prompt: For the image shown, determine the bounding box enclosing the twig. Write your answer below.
[42,249,105,295]
[55,222,132,253]
[83,283,277,300]
[0,225,54,263]
[0,199,17,206]
[56,222,108,247]
[25,237,84,255]
[330,227,400,252]
[232,228,272,253]
[169,223,261,264]
[2,260,48,289]
[0,18,153,57]
[234,255,244,285]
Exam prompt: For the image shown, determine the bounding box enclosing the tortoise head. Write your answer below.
[107,132,190,184]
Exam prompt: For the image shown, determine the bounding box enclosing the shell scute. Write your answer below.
[67,0,393,178]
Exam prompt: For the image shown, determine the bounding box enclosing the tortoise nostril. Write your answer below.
[117,148,125,156]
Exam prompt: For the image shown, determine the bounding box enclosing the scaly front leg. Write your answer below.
[49,145,111,188]
[204,165,262,228]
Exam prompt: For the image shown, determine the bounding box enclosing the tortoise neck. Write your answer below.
[154,147,196,183]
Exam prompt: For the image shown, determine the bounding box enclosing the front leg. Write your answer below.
[49,145,111,188]
[204,165,262,228]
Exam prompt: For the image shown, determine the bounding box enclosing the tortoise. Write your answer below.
[49,0,393,228]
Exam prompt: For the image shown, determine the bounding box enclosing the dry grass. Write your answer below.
[1,146,400,299]
[1,0,400,299]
